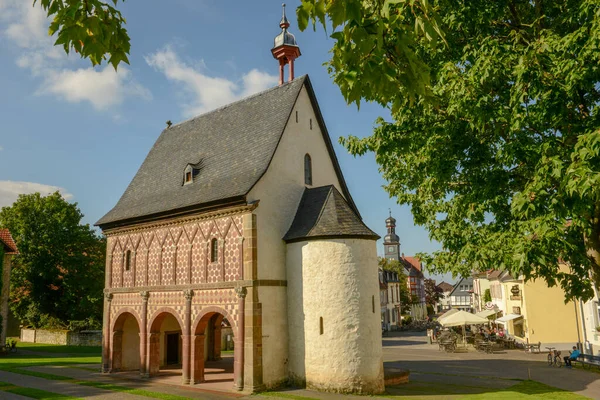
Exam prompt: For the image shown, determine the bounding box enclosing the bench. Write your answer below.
[524,342,541,353]
[574,354,600,370]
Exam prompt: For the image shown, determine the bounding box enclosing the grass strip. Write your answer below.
[78,381,195,400]
[259,392,319,400]
[385,380,590,399]
[0,380,82,400]
[411,369,524,382]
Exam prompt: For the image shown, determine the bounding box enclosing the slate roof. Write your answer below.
[437,281,454,293]
[0,229,18,254]
[283,185,379,243]
[96,75,358,229]
[449,277,473,297]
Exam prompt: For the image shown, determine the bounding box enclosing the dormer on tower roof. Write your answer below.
[272,3,301,85]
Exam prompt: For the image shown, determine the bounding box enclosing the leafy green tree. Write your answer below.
[483,289,492,304]
[304,0,600,300]
[297,0,443,106]
[0,192,105,328]
[379,257,413,314]
[424,278,442,308]
[34,0,130,69]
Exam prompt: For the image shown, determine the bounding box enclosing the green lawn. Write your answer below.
[0,380,82,399]
[9,338,101,355]
[381,380,589,399]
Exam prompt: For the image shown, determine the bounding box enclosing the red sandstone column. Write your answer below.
[234,286,246,391]
[213,325,222,361]
[112,330,123,372]
[102,293,113,373]
[192,333,205,383]
[140,291,149,377]
[289,60,294,82]
[148,332,161,376]
[182,289,193,384]
[278,60,285,85]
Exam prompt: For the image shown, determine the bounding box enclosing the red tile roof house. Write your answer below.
[0,229,18,345]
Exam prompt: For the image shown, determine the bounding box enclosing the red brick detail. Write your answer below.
[192,305,237,335]
[111,307,143,332]
[148,307,185,333]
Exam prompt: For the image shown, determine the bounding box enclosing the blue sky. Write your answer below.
[0,1,453,283]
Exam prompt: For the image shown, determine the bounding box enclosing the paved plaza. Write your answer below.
[5,334,600,399]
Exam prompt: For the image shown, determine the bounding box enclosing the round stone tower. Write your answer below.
[284,186,385,394]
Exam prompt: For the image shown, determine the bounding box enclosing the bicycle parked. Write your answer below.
[546,347,562,367]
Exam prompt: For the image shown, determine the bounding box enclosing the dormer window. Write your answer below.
[185,171,192,183]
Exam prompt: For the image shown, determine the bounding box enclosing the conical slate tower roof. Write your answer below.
[284,185,379,242]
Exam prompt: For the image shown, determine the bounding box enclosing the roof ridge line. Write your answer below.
[170,75,308,130]
[306,185,334,237]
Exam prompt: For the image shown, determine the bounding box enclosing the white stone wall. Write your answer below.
[247,85,346,387]
[287,239,384,394]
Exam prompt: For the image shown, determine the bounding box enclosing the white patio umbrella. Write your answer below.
[440,311,489,347]
[438,308,460,323]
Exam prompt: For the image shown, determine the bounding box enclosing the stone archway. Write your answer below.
[111,309,142,372]
[147,309,184,377]
[191,307,236,385]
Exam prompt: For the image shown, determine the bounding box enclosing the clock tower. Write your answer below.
[384,211,400,260]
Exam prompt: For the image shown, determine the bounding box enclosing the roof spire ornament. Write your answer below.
[272,3,301,85]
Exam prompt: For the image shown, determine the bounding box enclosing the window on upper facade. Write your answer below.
[124,250,131,271]
[304,154,312,185]
[211,238,218,262]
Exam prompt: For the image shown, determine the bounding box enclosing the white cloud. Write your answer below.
[0,1,151,110]
[145,46,277,117]
[0,181,73,208]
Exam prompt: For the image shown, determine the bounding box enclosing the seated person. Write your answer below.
[564,346,581,367]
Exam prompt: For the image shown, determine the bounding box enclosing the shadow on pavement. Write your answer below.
[383,358,600,398]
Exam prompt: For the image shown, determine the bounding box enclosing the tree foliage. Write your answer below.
[424,278,442,307]
[379,257,414,314]
[0,192,105,328]
[34,0,130,69]
[297,0,443,106]
[484,289,492,303]
[304,0,600,300]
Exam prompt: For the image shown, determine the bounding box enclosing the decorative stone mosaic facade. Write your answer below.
[107,215,244,289]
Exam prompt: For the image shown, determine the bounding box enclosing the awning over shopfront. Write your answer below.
[476,309,498,319]
[495,314,523,324]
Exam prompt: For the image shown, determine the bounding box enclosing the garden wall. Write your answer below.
[20,329,101,346]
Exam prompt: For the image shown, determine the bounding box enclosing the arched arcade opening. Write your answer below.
[192,310,235,385]
[111,311,141,372]
[148,310,184,378]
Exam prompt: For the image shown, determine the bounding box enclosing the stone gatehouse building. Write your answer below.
[96,9,384,394]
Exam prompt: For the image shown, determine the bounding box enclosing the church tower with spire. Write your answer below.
[271,3,301,85]
[384,211,400,260]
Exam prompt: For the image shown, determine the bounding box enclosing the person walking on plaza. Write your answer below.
[564,346,581,368]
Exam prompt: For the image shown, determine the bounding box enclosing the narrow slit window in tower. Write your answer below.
[319,317,324,335]
[372,295,375,313]
[296,111,298,123]
[304,154,312,185]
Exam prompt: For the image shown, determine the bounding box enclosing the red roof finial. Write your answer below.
[272,3,301,85]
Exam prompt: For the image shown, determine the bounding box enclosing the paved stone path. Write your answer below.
[381,331,600,399]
